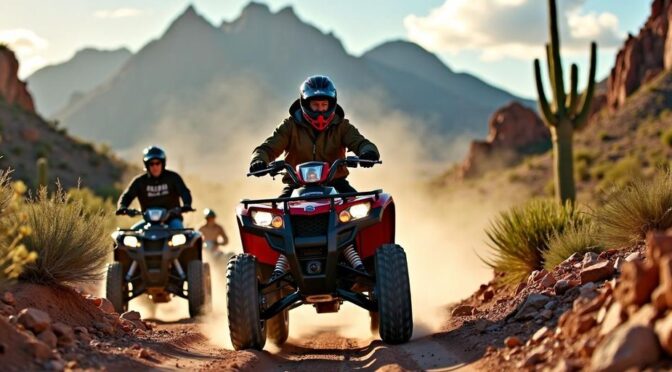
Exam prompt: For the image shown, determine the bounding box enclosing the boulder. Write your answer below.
[0,46,35,112]
[647,230,672,264]
[615,261,659,307]
[600,302,625,336]
[514,294,550,320]
[591,324,660,372]
[121,311,141,321]
[37,329,57,349]
[581,260,615,284]
[52,322,75,347]
[451,305,475,317]
[17,308,51,334]
[554,279,571,295]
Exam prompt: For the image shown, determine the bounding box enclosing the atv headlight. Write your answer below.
[122,236,140,248]
[170,234,187,246]
[252,211,273,227]
[349,202,371,220]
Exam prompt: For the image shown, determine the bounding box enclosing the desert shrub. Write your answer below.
[0,174,36,289]
[483,199,587,284]
[662,128,672,148]
[14,186,110,285]
[599,156,642,189]
[67,187,116,232]
[543,222,604,270]
[596,170,672,249]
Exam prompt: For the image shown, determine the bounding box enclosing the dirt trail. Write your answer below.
[140,319,482,371]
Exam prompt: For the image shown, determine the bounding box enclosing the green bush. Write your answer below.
[599,156,642,189]
[0,174,36,289]
[662,129,672,148]
[13,186,110,285]
[483,199,587,284]
[543,222,603,270]
[596,171,672,249]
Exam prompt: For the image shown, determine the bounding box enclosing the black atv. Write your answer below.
[106,207,211,318]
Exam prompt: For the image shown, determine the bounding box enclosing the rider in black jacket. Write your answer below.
[116,146,193,229]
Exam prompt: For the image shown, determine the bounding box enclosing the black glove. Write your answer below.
[181,205,195,213]
[115,207,128,216]
[249,160,268,176]
[359,151,379,168]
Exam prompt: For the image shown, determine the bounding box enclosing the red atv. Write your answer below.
[227,156,412,350]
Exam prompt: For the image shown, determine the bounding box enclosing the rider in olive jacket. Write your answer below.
[249,75,380,197]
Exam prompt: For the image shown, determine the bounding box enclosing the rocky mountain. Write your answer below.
[27,48,131,118]
[608,0,672,109]
[0,46,34,112]
[459,103,550,178]
[50,3,531,152]
[0,46,127,193]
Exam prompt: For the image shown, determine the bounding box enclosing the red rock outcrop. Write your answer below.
[607,0,672,109]
[460,102,550,178]
[0,46,35,112]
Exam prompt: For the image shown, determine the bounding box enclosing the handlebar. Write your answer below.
[117,206,194,217]
[247,157,382,185]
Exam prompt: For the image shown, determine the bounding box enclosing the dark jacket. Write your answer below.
[117,170,192,212]
[251,100,379,182]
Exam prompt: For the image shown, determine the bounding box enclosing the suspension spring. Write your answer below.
[344,245,365,271]
[272,254,290,278]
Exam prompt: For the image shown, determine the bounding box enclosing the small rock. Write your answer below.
[522,347,546,367]
[1,292,15,305]
[625,251,642,262]
[581,260,615,284]
[514,294,550,320]
[628,304,658,327]
[481,289,494,302]
[554,279,571,295]
[66,360,78,369]
[646,231,672,264]
[583,252,598,268]
[17,308,51,334]
[26,340,52,360]
[613,257,624,272]
[451,305,475,317]
[532,326,550,343]
[504,336,522,348]
[539,309,553,320]
[121,311,142,321]
[600,303,625,336]
[591,324,660,372]
[52,322,75,347]
[615,261,659,307]
[655,312,672,355]
[37,329,58,349]
[540,273,557,288]
[97,298,116,314]
[138,348,152,359]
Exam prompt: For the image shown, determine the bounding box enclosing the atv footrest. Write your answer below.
[260,290,302,320]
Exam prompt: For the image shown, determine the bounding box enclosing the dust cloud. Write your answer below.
[116,76,529,345]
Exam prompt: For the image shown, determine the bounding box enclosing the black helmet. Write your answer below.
[204,208,216,219]
[299,75,337,131]
[143,146,166,170]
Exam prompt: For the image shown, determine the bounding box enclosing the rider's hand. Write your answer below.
[359,151,379,168]
[249,160,267,176]
[115,207,128,216]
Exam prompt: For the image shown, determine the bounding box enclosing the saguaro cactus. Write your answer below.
[37,157,48,190]
[534,0,597,203]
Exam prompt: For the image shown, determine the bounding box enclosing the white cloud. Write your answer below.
[94,8,143,19]
[0,29,49,77]
[404,0,623,61]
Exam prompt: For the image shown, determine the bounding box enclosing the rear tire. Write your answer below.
[187,260,207,318]
[375,244,413,344]
[266,289,289,346]
[227,254,266,350]
[106,262,128,313]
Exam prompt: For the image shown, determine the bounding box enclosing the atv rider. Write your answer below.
[116,146,194,229]
[249,75,380,197]
[198,208,229,257]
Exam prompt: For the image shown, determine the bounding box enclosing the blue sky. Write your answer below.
[0,0,651,98]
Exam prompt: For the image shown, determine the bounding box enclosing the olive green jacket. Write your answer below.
[251,101,379,182]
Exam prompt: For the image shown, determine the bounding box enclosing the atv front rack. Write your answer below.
[241,189,382,212]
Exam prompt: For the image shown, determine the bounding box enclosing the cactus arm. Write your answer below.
[548,0,566,115]
[534,59,557,126]
[545,44,556,98]
[574,42,598,130]
[567,64,579,117]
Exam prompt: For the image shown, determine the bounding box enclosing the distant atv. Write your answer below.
[227,156,412,350]
[106,207,212,318]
